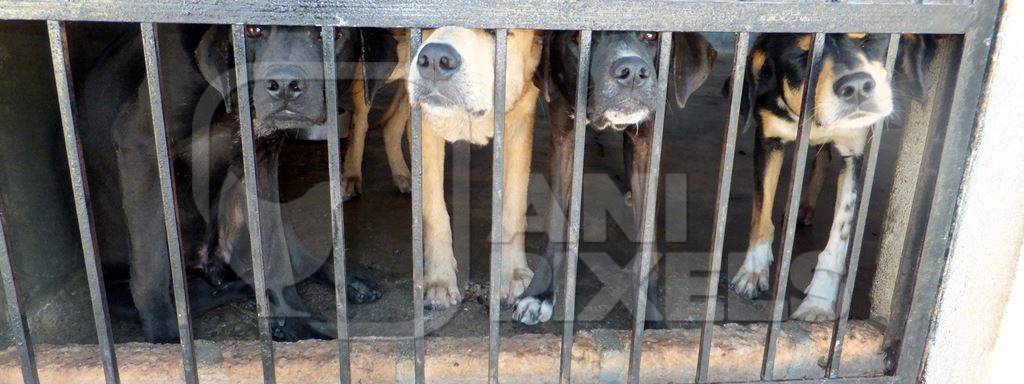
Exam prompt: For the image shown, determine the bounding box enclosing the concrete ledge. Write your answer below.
[0,321,885,383]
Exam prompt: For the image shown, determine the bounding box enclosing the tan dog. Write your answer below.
[408,28,542,308]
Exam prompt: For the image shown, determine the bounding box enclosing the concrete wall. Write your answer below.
[923,1,1024,382]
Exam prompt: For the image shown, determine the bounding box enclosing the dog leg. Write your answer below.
[383,85,412,193]
[625,128,665,327]
[421,122,460,308]
[732,137,785,299]
[792,154,862,321]
[799,143,832,227]
[498,115,536,303]
[342,79,370,200]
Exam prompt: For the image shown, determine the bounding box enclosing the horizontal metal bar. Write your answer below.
[719,376,894,384]
[47,19,120,384]
[826,33,901,378]
[488,28,508,384]
[230,24,277,384]
[761,32,826,381]
[408,27,426,384]
[0,213,38,384]
[696,31,749,384]
[0,1,976,33]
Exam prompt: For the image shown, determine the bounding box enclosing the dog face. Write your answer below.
[408,27,541,119]
[195,25,361,135]
[748,33,929,132]
[539,31,717,130]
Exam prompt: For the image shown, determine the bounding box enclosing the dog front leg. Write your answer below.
[732,136,785,299]
[792,154,862,321]
[497,117,535,303]
[799,143,833,226]
[625,128,664,326]
[382,84,412,193]
[421,123,460,308]
[342,78,370,200]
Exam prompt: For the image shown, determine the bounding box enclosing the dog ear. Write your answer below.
[896,34,933,103]
[670,32,718,109]
[533,30,555,103]
[359,28,399,107]
[195,26,235,113]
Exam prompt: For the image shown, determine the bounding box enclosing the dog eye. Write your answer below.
[639,32,659,42]
[245,25,264,38]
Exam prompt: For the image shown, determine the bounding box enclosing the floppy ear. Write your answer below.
[533,30,555,103]
[670,32,718,109]
[194,26,235,113]
[896,34,933,103]
[359,28,398,107]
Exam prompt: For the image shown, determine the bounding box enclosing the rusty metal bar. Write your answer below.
[558,29,592,384]
[696,31,749,384]
[230,24,277,384]
[626,31,673,384]
[826,33,901,378]
[761,32,825,381]
[408,27,426,384]
[46,19,119,384]
[488,28,509,384]
[140,22,199,384]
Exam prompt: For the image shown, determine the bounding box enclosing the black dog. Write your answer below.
[78,24,389,342]
[513,31,716,325]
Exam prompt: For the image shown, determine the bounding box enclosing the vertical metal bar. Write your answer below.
[0,215,37,384]
[696,31,749,384]
[487,28,508,384]
[139,22,199,384]
[230,24,277,384]
[761,32,825,381]
[558,29,592,384]
[408,27,426,384]
[897,0,1001,378]
[825,34,900,378]
[626,31,673,384]
[321,25,351,384]
[47,19,119,384]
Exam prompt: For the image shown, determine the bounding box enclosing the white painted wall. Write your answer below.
[923,1,1024,382]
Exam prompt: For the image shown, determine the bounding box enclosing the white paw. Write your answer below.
[425,262,460,309]
[393,174,412,194]
[731,242,773,299]
[792,296,836,321]
[512,296,553,325]
[500,267,533,304]
[342,175,362,201]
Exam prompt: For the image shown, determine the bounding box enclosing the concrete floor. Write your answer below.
[108,38,902,343]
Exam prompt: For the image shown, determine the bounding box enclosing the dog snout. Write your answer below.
[833,72,875,104]
[264,66,306,101]
[417,42,462,81]
[610,56,651,87]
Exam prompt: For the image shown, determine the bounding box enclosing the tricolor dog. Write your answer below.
[408,28,543,308]
[730,33,929,321]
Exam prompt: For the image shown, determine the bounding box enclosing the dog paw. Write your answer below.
[393,174,412,194]
[425,279,461,309]
[500,267,533,304]
[791,296,836,321]
[346,275,382,304]
[731,243,773,299]
[342,175,362,201]
[512,296,553,325]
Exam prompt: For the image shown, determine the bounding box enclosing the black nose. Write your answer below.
[265,67,305,101]
[610,56,651,87]
[833,72,875,103]
[417,43,462,80]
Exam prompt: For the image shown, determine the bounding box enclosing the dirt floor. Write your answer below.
[106,35,901,343]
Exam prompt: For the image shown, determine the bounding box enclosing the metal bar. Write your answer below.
[0,213,37,384]
[46,19,119,384]
[625,31,673,384]
[825,33,901,378]
[321,25,351,384]
[761,32,825,381]
[0,1,974,34]
[719,376,895,384]
[695,31,749,384]
[487,28,509,384]
[896,0,1001,379]
[230,24,277,384]
[408,27,426,384]
[139,22,199,384]
[558,29,592,384]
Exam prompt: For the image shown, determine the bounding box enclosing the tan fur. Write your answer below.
[751,49,767,78]
[751,150,784,244]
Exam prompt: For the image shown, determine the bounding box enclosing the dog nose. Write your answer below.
[417,43,462,80]
[265,68,305,101]
[610,56,651,87]
[833,72,875,103]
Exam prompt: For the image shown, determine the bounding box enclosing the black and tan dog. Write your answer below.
[407,28,542,308]
[513,31,717,325]
[730,33,929,321]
